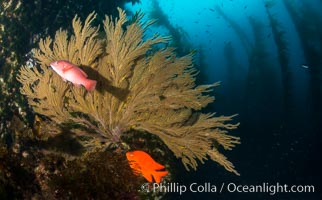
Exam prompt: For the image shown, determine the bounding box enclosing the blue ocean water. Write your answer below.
[125,0,322,199]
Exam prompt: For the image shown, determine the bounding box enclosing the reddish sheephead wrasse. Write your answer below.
[50,60,97,92]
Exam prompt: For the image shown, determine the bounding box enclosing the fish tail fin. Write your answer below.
[152,171,168,183]
[83,79,97,92]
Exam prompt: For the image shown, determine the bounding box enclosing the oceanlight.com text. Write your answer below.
[140,182,315,195]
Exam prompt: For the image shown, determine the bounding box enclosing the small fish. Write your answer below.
[126,150,168,183]
[50,60,97,92]
[301,64,309,69]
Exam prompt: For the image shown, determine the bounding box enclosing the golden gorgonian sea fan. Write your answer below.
[17,8,240,175]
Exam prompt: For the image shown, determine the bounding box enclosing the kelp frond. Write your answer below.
[18,8,240,174]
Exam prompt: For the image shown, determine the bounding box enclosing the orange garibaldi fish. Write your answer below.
[50,60,97,92]
[126,150,168,183]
